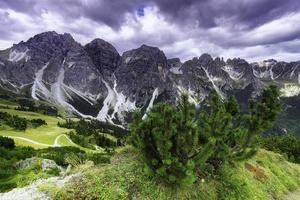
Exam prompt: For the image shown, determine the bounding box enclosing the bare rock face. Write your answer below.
[15,157,63,172]
[115,44,176,107]
[84,38,121,80]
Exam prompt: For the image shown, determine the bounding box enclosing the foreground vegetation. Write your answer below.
[0,136,111,192]
[129,86,281,186]
[260,134,300,163]
[47,147,300,200]
[0,87,300,199]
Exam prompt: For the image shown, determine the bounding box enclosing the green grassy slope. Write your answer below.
[53,147,300,200]
[0,107,74,148]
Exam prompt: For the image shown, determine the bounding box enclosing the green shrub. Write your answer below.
[0,136,15,149]
[86,153,111,164]
[30,118,47,128]
[129,86,281,186]
[37,146,85,166]
[260,134,300,163]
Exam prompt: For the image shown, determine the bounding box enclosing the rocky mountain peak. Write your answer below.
[85,38,119,54]
[122,44,167,65]
[1,31,300,127]
[84,38,121,78]
[167,58,182,68]
[226,58,249,66]
[198,53,213,65]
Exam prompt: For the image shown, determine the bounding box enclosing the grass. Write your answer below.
[0,167,59,192]
[51,147,300,200]
[219,149,300,200]
[0,107,73,148]
[13,138,47,149]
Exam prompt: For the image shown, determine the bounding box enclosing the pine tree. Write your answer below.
[129,86,281,186]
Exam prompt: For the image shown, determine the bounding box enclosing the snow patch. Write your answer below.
[176,85,202,104]
[222,65,244,81]
[8,49,30,62]
[125,57,132,64]
[201,66,225,99]
[110,79,136,122]
[142,88,159,119]
[290,64,300,79]
[252,65,280,80]
[0,61,4,66]
[256,60,277,68]
[31,63,51,100]
[97,80,116,121]
[169,67,183,74]
[67,62,75,68]
[64,85,95,106]
[280,83,300,97]
[97,79,136,123]
[88,73,97,81]
[50,60,94,119]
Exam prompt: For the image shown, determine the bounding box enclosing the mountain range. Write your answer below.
[1,31,300,134]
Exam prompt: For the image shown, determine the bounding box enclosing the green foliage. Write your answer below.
[95,133,118,148]
[0,146,36,192]
[67,131,96,150]
[129,86,281,186]
[86,153,111,165]
[58,118,129,138]
[65,153,85,167]
[58,119,126,149]
[55,147,300,200]
[260,134,300,163]
[0,111,47,130]
[30,118,47,128]
[16,98,58,116]
[0,111,27,130]
[0,145,112,192]
[130,94,212,186]
[0,136,15,149]
[36,146,85,166]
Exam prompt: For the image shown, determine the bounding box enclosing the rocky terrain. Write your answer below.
[0,31,300,132]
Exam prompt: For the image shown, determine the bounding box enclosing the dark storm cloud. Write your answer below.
[0,10,28,40]
[0,0,300,61]
[2,0,300,29]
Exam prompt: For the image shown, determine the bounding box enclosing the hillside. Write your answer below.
[31,147,300,200]
[0,100,76,149]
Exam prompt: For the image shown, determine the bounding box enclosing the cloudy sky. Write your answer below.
[0,0,300,62]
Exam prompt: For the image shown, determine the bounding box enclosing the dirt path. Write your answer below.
[7,134,75,148]
[53,134,76,146]
[7,136,53,147]
[284,189,300,200]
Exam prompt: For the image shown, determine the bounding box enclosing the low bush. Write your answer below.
[260,134,300,163]
[0,136,15,149]
[86,153,111,164]
[30,118,47,128]
[36,146,85,166]
[0,111,27,130]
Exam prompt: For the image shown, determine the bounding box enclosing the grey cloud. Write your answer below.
[0,0,300,62]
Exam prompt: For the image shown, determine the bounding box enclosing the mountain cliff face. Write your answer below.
[1,31,300,131]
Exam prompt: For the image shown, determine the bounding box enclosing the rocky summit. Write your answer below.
[0,31,300,129]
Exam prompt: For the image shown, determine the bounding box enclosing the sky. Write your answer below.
[0,0,300,62]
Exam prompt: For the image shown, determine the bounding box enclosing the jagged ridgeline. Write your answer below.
[0,31,300,134]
